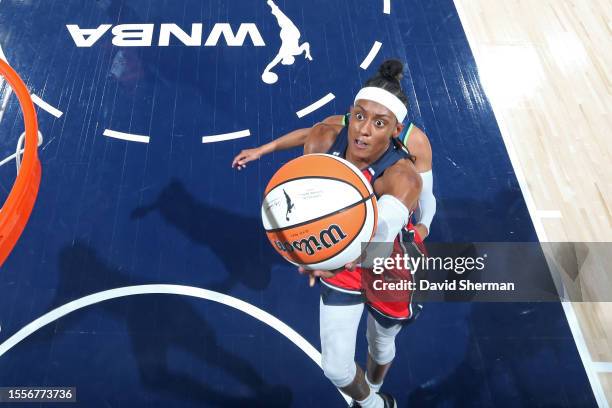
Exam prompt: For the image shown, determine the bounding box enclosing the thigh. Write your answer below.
[319,297,364,357]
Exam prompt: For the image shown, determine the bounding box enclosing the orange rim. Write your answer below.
[0,59,41,267]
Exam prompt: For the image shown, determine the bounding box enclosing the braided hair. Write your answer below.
[364,59,408,107]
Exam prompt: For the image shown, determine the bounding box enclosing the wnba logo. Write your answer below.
[67,0,312,85]
[66,23,266,47]
[274,224,348,256]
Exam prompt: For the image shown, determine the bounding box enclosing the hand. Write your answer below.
[414,223,429,240]
[232,147,263,170]
[298,259,361,287]
[298,267,337,287]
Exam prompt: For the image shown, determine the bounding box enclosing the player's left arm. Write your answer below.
[406,126,436,239]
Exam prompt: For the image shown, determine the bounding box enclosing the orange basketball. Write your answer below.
[261,154,378,270]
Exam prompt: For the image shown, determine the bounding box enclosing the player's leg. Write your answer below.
[320,298,390,407]
[298,42,312,60]
[320,298,364,393]
[365,311,403,392]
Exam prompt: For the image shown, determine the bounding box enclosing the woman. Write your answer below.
[234,60,432,407]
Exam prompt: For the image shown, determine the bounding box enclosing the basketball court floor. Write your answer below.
[0,0,610,406]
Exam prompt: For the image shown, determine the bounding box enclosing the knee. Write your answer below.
[366,328,397,365]
[321,355,356,388]
[367,338,396,365]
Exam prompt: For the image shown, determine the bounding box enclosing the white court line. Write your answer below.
[561,302,608,406]
[0,284,351,405]
[202,129,250,144]
[1,43,64,120]
[360,41,383,70]
[296,93,335,118]
[536,210,562,219]
[103,129,150,144]
[31,94,63,118]
[593,362,612,373]
[383,0,391,14]
[0,86,11,124]
[453,2,608,407]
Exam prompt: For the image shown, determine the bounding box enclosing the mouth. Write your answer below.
[353,138,368,150]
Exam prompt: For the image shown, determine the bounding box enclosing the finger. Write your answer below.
[309,274,315,287]
[232,155,245,167]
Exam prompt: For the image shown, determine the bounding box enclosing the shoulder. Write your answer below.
[320,115,345,126]
[304,122,342,154]
[405,125,432,172]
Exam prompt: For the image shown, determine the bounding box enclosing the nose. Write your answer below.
[359,119,373,137]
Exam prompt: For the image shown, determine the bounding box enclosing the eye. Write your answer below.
[375,120,385,127]
[355,112,365,120]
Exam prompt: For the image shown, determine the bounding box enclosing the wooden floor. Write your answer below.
[454,0,612,405]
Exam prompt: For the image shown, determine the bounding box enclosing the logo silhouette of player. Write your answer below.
[262,0,312,84]
[283,189,295,221]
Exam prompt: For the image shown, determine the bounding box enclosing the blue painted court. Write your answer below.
[0,0,597,406]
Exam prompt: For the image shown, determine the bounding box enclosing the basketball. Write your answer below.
[261,154,378,270]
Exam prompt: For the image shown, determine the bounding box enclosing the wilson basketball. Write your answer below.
[261,154,378,270]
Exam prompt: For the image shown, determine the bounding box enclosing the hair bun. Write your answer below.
[378,59,404,82]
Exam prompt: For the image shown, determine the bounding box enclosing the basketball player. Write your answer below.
[262,0,312,84]
[231,77,435,241]
[235,60,429,407]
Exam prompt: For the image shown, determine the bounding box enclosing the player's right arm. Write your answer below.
[232,115,343,169]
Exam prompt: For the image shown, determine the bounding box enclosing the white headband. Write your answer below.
[354,87,407,123]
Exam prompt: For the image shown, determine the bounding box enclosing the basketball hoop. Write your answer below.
[0,58,41,267]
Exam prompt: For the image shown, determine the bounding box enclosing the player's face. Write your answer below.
[347,100,403,162]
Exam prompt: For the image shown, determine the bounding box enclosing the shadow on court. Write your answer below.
[97,0,229,99]
[404,303,595,407]
[131,180,278,292]
[52,242,292,407]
